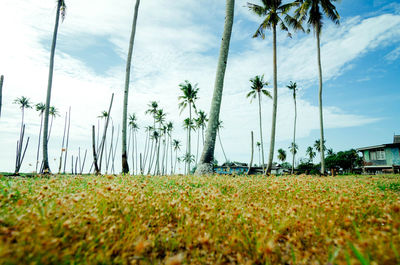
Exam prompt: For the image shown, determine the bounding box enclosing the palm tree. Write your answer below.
[172,139,181,175]
[327,148,334,156]
[216,120,228,163]
[256,141,261,166]
[195,110,208,165]
[182,117,196,174]
[306,146,316,162]
[195,0,235,175]
[42,0,67,174]
[154,109,166,174]
[35,103,46,173]
[277,148,286,163]
[165,121,174,175]
[295,0,340,174]
[13,96,32,174]
[178,81,199,175]
[248,0,303,174]
[47,106,59,142]
[287,81,298,174]
[122,0,141,174]
[314,139,326,154]
[0,75,3,118]
[247,75,271,173]
[289,142,298,157]
[128,113,139,175]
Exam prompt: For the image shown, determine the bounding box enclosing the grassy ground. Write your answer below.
[0,174,399,264]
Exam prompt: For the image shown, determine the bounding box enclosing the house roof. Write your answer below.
[357,143,400,152]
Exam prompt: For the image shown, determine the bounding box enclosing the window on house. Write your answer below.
[370,149,386,160]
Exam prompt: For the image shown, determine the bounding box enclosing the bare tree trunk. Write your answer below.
[42,1,62,173]
[218,129,228,163]
[122,0,141,174]
[58,111,67,174]
[316,28,325,174]
[99,94,114,172]
[92,125,100,175]
[266,24,278,174]
[195,0,235,175]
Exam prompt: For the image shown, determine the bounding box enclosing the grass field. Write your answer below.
[0,174,399,264]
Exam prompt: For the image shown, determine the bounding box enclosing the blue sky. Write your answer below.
[0,0,399,172]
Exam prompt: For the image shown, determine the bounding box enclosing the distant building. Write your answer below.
[357,135,400,174]
[214,162,285,175]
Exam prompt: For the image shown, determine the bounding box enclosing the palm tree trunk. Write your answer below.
[36,113,44,173]
[63,107,71,174]
[292,99,297,174]
[218,130,228,162]
[57,111,67,174]
[92,125,100,175]
[42,1,62,173]
[247,131,254,174]
[196,128,200,165]
[135,131,138,174]
[122,0,140,174]
[170,136,173,175]
[195,0,234,175]
[316,28,325,174]
[266,24,278,175]
[98,94,114,172]
[257,91,265,173]
[188,103,192,174]
[0,75,3,118]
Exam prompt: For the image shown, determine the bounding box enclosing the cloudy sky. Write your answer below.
[0,0,399,173]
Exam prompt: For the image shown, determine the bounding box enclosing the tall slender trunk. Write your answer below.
[36,113,44,173]
[42,1,62,173]
[170,136,173,175]
[92,125,100,175]
[57,111,67,174]
[63,107,71,173]
[266,24,278,174]
[291,98,297,174]
[247,131,254,174]
[195,0,235,175]
[122,0,140,174]
[99,94,114,172]
[188,103,192,174]
[196,127,200,165]
[135,131,138,174]
[316,28,325,174]
[0,75,3,118]
[257,91,265,173]
[218,130,228,162]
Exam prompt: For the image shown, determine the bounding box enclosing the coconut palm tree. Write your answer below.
[256,141,261,166]
[35,103,46,173]
[306,146,316,162]
[195,110,208,164]
[172,139,181,174]
[13,96,32,174]
[277,148,287,163]
[154,109,166,174]
[47,106,59,143]
[0,75,3,118]
[248,0,303,174]
[289,142,298,157]
[314,139,326,154]
[182,117,196,174]
[42,0,67,174]
[195,0,235,175]
[178,81,199,174]
[295,0,340,174]
[122,0,141,174]
[247,74,271,173]
[128,113,139,175]
[287,81,298,174]
[216,120,228,163]
[327,148,334,156]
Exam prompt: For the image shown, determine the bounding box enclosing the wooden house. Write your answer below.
[357,135,400,174]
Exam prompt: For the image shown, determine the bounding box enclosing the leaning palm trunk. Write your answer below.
[257,91,265,172]
[57,111,67,174]
[122,0,140,174]
[316,28,325,174]
[195,0,235,175]
[62,107,71,173]
[188,103,192,174]
[266,25,278,174]
[217,130,228,163]
[98,94,114,172]
[42,1,62,173]
[291,98,297,174]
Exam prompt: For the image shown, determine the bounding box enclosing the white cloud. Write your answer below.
[0,0,398,173]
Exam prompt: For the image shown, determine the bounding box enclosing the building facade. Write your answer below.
[357,135,400,173]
